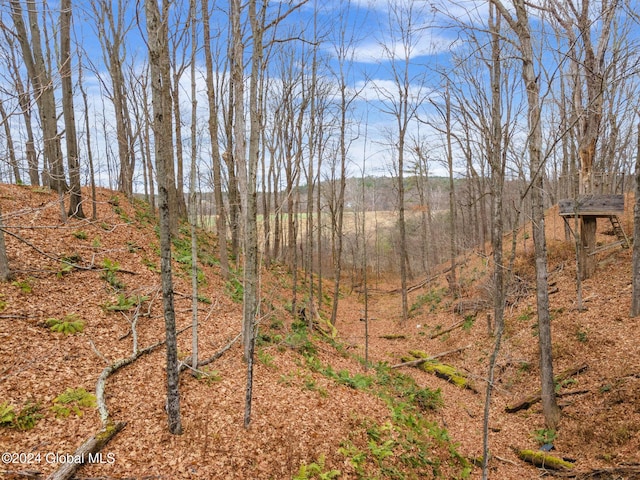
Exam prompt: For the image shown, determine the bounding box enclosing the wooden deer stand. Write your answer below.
[558,194,629,279]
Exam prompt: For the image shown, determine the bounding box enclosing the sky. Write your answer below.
[1,0,640,192]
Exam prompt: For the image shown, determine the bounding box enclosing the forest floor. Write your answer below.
[0,183,639,479]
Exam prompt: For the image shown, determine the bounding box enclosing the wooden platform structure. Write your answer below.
[558,194,630,253]
[558,194,624,217]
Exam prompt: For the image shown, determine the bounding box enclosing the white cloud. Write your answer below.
[350,31,455,64]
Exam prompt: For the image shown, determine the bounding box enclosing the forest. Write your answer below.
[1,0,640,479]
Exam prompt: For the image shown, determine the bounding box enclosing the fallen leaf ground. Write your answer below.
[0,184,639,479]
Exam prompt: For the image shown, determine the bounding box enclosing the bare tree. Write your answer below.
[60,0,84,218]
[168,2,190,220]
[482,5,508,476]
[631,121,640,317]
[201,0,229,279]
[491,0,561,430]
[90,0,137,198]
[429,84,459,298]
[0,204,11,282]
[1,28,39,185]
[77,48,98,220]
[547,0,620,279]
[189,0,199,374]
[10,0,67,193]
[375,0,430,321]
[144,0,182,435]
[0,98,22,184]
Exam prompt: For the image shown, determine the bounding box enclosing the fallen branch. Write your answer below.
[96,340,165,425]
[505,363,588,413]
[47,324,188,480]
[391,345,471,369]
[557,389,589,398]
[180,331,242,373]
[1,470,42,479]
[577,466,640,478]
[385,267,452,295]
[430,319,465,339]
[0,227,136,275]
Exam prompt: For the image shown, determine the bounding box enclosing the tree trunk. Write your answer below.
[189,0,199,373]
[631,122,640,316]
[45,422,125,480]
[491,0,560,431]
[0,99,22,184]
[482,11,506,476]
[10,0,67,194]
[78,52,98,220]
[3,30,40,186]
[60,0,84,218]
[145,0,182,435]
[0,205,12,282]
[445,84,458,299]
[201,0,229,279]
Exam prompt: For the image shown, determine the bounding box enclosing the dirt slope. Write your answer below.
[1,184,639,479]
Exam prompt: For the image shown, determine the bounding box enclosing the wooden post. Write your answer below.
[580,215,597,280]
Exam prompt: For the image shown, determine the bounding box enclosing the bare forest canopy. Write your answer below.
[0,0,639,282]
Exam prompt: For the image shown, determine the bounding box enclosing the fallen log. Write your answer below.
[577,466,640,478]
[505,363,588,413]
[391,345,471,369]
[46,325,187,480]
[380,334,407,340]
[399,349,477,392]
[515,449,575,471]
[46,422,125,480]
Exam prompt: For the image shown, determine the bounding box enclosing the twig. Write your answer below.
[88,339,110,365]
[0,227,137,274]
[494,455,518,466]
[430,319,465,339]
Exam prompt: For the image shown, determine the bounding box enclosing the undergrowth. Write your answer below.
[281,322,471,478]
[46,314,84,335]
[0,401,43,430]
[51,387,96,418]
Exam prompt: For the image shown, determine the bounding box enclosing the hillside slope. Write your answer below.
[0,185,472,479]
[336,202,640,479]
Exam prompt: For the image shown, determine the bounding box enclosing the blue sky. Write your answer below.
[1,0,639,191]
